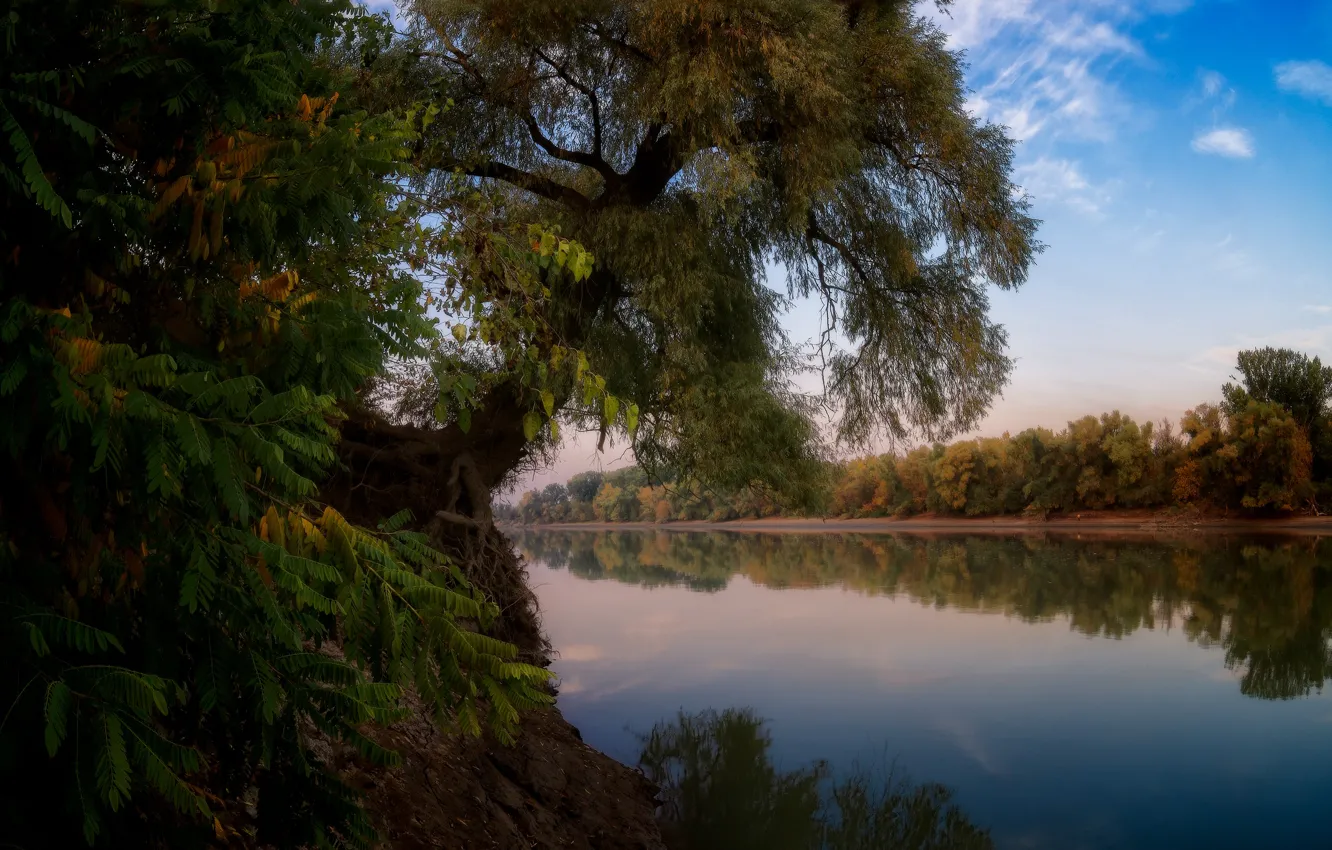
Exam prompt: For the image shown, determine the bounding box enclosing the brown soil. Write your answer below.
[322,703,663,850]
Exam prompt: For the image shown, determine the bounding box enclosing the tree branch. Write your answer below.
[585,22,654,64]
[516,109,617,184]
[807,213,873,288]
[532,48,607,163]
[451,159,592,209]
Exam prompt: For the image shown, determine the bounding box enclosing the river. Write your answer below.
[510,529,1332,850]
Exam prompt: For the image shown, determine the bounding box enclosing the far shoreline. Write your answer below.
[501,510,1332,537]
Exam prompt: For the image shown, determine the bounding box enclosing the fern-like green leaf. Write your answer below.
[94,712,132,811]
[172,413,212,465]
[73,666,170,716]
[126,725,210,817]
[0,98,72,226]
[377,509,413,533]
[24,612,125,655]
[44,680,72,756]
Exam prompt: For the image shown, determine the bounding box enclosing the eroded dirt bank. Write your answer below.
[325,704,663,850]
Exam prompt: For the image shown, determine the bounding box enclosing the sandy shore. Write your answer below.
[504,511,1332,537]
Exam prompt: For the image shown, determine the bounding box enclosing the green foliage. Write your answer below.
[361,0,1041,508]
[1222,347,1332,428]
[0,1,548,846]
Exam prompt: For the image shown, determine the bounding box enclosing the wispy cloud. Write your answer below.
[1200,69,1226,99]
[1013,156,1114,215]
[1303,305,1332,315]
[1191,127,1255,158]
[1275,60,1332,106]
[1189,70,1253,159]
[1192,68,1237,113]
[932,0,1174,142]
[1209,233,1260,277]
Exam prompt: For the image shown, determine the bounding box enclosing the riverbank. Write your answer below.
[331,704,664,850]
[313,527,667,849]
[506,509,1332,537]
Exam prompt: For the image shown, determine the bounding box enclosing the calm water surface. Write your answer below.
[511,530,1332,850]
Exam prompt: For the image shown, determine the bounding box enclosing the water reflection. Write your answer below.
[640,708,993,850]
[513,530,1332,701]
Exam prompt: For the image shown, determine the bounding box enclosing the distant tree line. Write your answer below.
[508,347,1332,523]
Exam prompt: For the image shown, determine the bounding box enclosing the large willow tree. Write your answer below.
[360,0,1039,511]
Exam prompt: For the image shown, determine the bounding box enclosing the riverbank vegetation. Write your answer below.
[510,347,1332,523]
[1,0,1041,845]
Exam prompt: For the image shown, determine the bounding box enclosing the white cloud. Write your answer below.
[1191,127,1254,158]
[1192,69,1236,114]
[1275,60,1332,106]
[930,0,1181,142]
[1303,305,1332,315]
[1013,156,1113,215]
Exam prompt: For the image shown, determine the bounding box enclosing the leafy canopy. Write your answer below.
[0,1,548,846]
[378,0,1040,507]
[1222,346,1332,429]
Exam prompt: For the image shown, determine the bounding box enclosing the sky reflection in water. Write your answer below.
[513,530,1332,850]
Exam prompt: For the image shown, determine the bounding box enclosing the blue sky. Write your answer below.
[919,0,1332,436]
[365,0,1332,489]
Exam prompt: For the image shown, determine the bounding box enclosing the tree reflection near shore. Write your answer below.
[638,708,993,850]
[514,531,1332,701]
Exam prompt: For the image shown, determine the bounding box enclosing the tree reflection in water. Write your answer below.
[514,530,1332,701]
[637,708,993,850]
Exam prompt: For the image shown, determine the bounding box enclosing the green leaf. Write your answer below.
[172,414,212,465]
[0,99,73,227]
[626,403,640,437]
[23,613,125,654]
[604,394,619,425]
[44,680,72,756]
[540,389,555,417]
[94,712,132,811]
[127,727,210,817]
[211,446,247,519]
[523,410,541,442]
[457,405,471,433]
[0,358,26,395]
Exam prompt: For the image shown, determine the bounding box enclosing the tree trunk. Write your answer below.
[326,383,547,658]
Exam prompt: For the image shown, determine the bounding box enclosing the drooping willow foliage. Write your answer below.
[352,0,1042,511]
[0,1,550,846]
